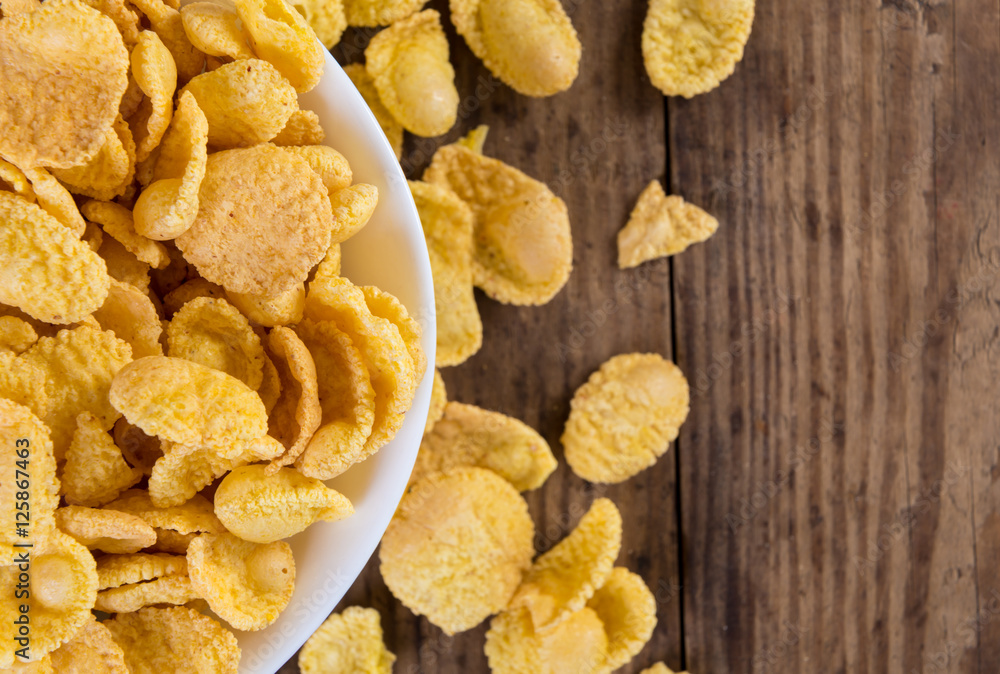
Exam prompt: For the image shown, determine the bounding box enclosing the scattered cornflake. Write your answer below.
[642,0,755,98]
[562,353,689,483]
[618,181,719,268]
[414,402,556,491]
[450,0,581,97]
[380,467,534,635]
[509,497,622,629]
[299,607,395,674]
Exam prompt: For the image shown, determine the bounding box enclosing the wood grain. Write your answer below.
[281,0,999,672]
[670,0,999,672]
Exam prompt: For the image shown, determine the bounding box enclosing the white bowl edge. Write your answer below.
[236,51,436,673]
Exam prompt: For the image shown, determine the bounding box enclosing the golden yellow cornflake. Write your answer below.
[0,158,34,203]
[484,606,610,674]
[109,356,268,450]
[129,0,205,84]
[1,0,40,15]
[362,285,426,379]
[287,0,346,49]
[586,567,657,669]
[166,297,265,391]
[305,277,414,461]
[329,183,378,243]
[149,91,208,185]
[365,10,458,138]
[177,144,333,295]
[97,553,185,590]
[450,0,581,97]
[149,528,196,554]
[81,200,170,269]
[563,353,690,483]
[79,0,141,47]
[510,497,622,629]
[271,109,326,147]
[226,284,305,328]
[179,2,254,60]
[299,606,395,674]
[95,575,196,613]
[0,656,51,673]
[409,179,481,366]
[618,181,719,268]
[457,123,489,154]
[22,326,132,461]
[0,353,47,421]
[424,142,572,305]
[266,327,321,471]
[257,354,283,415]
[97,237,151,293]
[380,467,534,635]
[50,115,135,201]
[147,435,282,507]
[93,279,163,359]
[188,533,295,631]
[0,316,37,355]
[162,277,225,317]
[342,64,403,159]
[641,663,679,674]
[424,368,446,434]
[105,607,240,673]
[0,305,46,334]
[414,402,556,491]
[344,0,424,27]
[0,400,59,564]
[129,30,177,164]
[133,91,209,241]
[314,243,341,284]
[113,419,161,477]
[119,74,144,120]
[180,60,297,149]
[62,413,143,507]
[214,464,353,542]
[49,619,128,674]
[235,0,325,93]
[21,167,88,236]
[82,221,104,252]
[54,505,154,554]
[0,0,128,169]
[0,193,110,324]
[642,0,755,98]
[282,145,353,194]
[105,490,225,534]
[0,531,97,668]
[293,319,375,479]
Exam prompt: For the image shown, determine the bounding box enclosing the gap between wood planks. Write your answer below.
[664,94,689,673]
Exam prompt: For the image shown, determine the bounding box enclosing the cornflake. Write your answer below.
[617,181,719,268]
[562,353,690,483]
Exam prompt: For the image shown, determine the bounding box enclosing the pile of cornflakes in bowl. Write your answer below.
[0,0,430,670]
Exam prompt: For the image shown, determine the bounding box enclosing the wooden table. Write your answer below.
[282,0,999,671]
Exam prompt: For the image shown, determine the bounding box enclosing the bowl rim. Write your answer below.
[235,50,436,673]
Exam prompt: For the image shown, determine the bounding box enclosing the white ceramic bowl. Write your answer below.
[236,51,435,673]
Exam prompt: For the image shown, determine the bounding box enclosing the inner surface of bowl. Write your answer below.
[236,51,436,673]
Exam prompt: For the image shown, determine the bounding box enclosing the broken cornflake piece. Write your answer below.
[617,180,718,269]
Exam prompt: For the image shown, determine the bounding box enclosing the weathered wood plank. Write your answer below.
[669,0,997,672]
[281,0,679,671]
